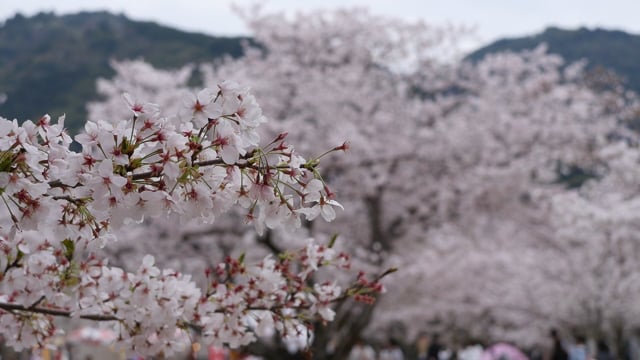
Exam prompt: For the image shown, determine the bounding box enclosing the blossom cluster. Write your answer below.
[80,12,640,348]
[0,83,379,355]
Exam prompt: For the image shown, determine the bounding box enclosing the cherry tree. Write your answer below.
[85,10,466,358]
[217,29,632,350]
[0,80,389,356]
[82,8,640,356]
[366,44,639,347]
[422,141,640,355]
[534,141,640,353]
[85,9,462,357]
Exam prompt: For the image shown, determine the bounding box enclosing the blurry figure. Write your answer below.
[594,340,613,360]
[188,342,201,360]
[348,338,376,360]
[480,343,528,360]
[0,335,22,360]
[625,328,640,360]
[439,348,454,360]
[207,345,225,360]
[527,343,544,360]
[428,334,443,360]
[29,347,43,360]
[379,339,405,360]
[412,332,430,360]
[546,329,568,360]
[568,334,589,360]
[458,345,483,360]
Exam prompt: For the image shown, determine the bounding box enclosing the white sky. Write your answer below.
[1,0,639,50]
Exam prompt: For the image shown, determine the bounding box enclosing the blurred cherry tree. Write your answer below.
[0,71,390,356]
[84,7,640,358]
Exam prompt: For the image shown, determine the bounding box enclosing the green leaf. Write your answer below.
[60,261,80,287]
[120,138,135,156]
[328,234,339,248]
[0,151,14,172]
[62,238,75,261]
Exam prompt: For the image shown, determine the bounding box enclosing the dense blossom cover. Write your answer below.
[5,6,640,358]
[86,9,640,356]
[0,82,385,355]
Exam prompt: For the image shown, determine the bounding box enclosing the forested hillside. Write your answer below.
[0,11,246,132]
[2,12,640,133]
[469,27,640,92]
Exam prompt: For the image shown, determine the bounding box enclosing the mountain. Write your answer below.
[0,11,247,133]
[468,27,640,93]
[3,12,640,134]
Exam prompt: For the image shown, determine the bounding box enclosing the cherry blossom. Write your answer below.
[79,7,640,357]
[0,82,386,356]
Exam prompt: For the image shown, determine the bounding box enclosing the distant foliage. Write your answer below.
[85,8,640,355]
[469,27,640,93]
[0,12,247,133]
[4,13,640,135]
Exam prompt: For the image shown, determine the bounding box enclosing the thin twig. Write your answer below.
[0,302,119,321]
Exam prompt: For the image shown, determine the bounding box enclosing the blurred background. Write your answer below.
[2,0,640,131]
[2,1,640,360]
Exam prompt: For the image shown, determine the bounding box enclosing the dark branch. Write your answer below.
[0,302,119,321]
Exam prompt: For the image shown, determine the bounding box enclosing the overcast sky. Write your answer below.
[2,0,639,49]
